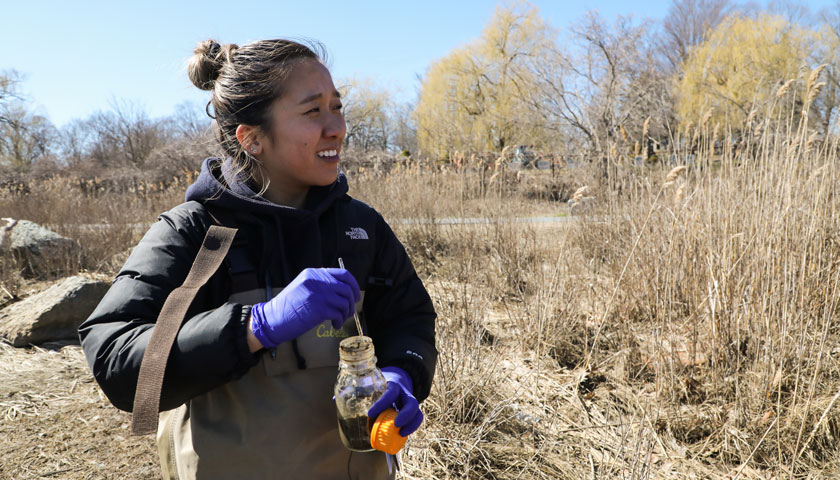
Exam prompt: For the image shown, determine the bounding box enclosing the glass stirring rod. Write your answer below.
[338,257,364,336]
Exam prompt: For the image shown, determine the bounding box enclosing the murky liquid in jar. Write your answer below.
[337,415,372,451]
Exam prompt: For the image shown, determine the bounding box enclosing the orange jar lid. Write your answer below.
[370,408,407,455]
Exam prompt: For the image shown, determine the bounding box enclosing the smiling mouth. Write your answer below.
[316,149,339,159]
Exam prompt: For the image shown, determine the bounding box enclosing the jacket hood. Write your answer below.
[185,157,349,219]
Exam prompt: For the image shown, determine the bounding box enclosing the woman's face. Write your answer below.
[256,60,346,204]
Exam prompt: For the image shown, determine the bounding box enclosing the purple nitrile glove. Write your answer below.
[368,366,423,437]
[250,268,360,349]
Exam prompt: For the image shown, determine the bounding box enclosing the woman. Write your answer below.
[78,39,437,480]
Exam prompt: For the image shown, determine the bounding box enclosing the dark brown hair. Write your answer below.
[188,38,325,182]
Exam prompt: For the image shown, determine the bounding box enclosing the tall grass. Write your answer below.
[581,125,840,476]
[0,172,193,286]
[352,120,840,476]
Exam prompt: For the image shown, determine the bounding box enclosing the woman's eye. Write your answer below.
[334,103,343,111]
[305,107,319,114]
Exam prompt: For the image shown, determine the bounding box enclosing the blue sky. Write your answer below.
[2,1,835,127]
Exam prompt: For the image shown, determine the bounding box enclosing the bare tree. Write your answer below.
[658,0,733,73]
[169,101,211,139]
[87,100,166,168]
[340,79,393,152]
[391,101,417,154]
[57,118,95,167]
[816,4,840,137]
[0,104,57,172]
[0,70,25,127]
[529,13,671,155]
[766,0,818,26]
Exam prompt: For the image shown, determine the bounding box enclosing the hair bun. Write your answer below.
[188,39,227,91]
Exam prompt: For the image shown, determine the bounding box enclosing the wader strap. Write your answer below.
[131,225,238,435]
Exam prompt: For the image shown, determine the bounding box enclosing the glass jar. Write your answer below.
[334,336,388,451]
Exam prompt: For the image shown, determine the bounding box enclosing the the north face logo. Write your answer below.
[345,227,369,240]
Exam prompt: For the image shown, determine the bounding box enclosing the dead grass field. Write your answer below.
[0,341,156,480]
[2,126,840,479]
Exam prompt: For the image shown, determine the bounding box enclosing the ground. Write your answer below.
[0,341,157,479]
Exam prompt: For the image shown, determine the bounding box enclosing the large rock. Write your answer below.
[0,218,80,278]
[0,275,110,347]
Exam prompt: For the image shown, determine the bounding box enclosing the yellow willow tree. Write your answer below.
[675,14,815,131]
[414,2,555,158]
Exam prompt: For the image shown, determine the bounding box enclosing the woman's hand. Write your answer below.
[249,268,360,349]
[368,366,424,437]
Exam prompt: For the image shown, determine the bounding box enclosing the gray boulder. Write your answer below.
[0,218,80,278]
[0,275,110,347]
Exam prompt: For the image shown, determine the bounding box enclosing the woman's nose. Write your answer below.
[324,111,346,140]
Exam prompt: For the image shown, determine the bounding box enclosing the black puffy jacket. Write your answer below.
[78,157,437,413]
